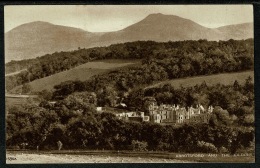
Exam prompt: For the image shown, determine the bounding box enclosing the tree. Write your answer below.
[142,97,157,113]
[233,80,240,91]
[131,140,148,151]
[97,86,118,107]
[38,89,53,101]
[66,114,103,149]
[243,114,254,126]
[65,91,97,107]
[21,83,32,94]
[6,103,60,150]
[126,88,144,110]
[244,76,254,92]
[209,106,233,126]
[228,127,254,154]
[208,126,232,153]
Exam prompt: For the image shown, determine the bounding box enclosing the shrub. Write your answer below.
[219,146,228,153]
[197,141,218,153]
[157,141,170,151]
[131,140,148,151]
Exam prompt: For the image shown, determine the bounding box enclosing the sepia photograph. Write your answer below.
[5,5,254,163]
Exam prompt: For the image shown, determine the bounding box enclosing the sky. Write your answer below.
[4,5,253,33]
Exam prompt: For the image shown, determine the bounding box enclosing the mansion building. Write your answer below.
[148,103,214,124]
[112,103,214,125]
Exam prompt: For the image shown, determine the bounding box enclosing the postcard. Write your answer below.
[5,5,254,163]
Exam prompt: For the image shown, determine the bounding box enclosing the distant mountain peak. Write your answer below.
[5,14,253,63]
[8,21,53,32]
[7,20,88,34]
[216,22,253,29]
[139,13,197,28]
[28,21,52,24]
[147,13,164,16]
[146,13,181,19]
[18,21,53,27]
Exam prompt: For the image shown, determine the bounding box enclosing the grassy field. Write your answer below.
[10,59,140,93]
[5,97,29,107]
[5,97,28,107]
[6,150,254,163]
[146,71,254,89]
[5,94,39,111]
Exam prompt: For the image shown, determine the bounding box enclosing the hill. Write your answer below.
[146,71,254,89]
[95,13,221,46]
[216,23,253,40]
[10,59,140,93]
[85,14,253,47]
[5,39,254,92]
[5,14,253,62]
[5,21,97,63]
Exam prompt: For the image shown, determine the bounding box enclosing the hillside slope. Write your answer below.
[5,21,97,63]
[146,71,254,89]
[98,14,253,45]
[216,23,253,40]
[10,59,140,93]
[94,13,222,46]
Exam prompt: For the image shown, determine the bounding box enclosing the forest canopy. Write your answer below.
[6,39,253,91]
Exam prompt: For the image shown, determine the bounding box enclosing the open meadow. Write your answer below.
[10,59,140,93]
[146,71,254,89]
[5,94,38,109]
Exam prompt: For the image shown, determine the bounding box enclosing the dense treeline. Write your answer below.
[6,39,253,91]
[50,39,252,99]
[51,76,254,127]
[6,59,37,74]
[6,78,254,154]
[127,77,254,126]
[6,102,254,154]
